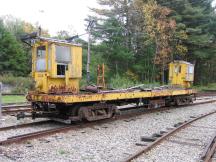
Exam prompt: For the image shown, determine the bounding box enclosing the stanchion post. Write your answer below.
[0,82,2,123]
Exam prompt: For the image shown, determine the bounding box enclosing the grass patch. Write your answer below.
[193,83,216,91]
[2,95,26,104]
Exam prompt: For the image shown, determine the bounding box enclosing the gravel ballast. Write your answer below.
[133,112,216,162]
[0,102,215,162]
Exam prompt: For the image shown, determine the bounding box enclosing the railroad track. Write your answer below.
[197,91,216,97]
[0,120,53,132]
[1,104,31,115]
[0,98,215,147]
[0,124,78,146]
[123,109,216,162]
[0,120,67,146]
[201,131,216,162]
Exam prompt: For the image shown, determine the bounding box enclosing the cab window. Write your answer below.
[175,65,181,73]
[55,45,71,76]
[36,46,46,72]
[57,64,68,76]
[188,65,194,74]
[55,45,71,63]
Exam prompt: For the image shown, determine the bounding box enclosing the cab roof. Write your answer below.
[172,60,194,65]
[39,37,82,47]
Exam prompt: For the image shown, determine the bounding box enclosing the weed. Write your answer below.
[59,150,66,155]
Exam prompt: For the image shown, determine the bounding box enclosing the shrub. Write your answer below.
[108,75,142,89]
[0,74,34,93]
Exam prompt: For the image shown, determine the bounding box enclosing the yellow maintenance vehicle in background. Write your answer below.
[21,33,196,122]
[169,61,194,88]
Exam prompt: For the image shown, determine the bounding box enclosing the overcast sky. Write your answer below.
[0,0,98,38]
[0,0,216,39]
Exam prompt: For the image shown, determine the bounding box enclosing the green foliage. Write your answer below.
[91,17,135,76]
[109,75,141,89]
[0,15,49,77]
[0,74,34,93]
[0,19,30,76]
[109,74,160,89]
[0,1,216,89]
[58,149,68,155]
[193,83,216,91]
[82,47,107,84]
[174,0,216,85]
[89,0,216,86]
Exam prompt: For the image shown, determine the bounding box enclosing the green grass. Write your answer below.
[193,83,216,92]
[2,95,26,104]
[58,150,67,155]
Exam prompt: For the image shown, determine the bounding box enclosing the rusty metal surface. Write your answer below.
[97,64,106,89]
[149,99,165,108]
[166,139,203,147]
[85,85,99,93]
[27,88,196,104]
[49,85,78,94]
[78,103,116,121]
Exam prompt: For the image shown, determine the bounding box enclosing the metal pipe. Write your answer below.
[0,82,2,124]
[87,30,91,84]
[86,20,95,84]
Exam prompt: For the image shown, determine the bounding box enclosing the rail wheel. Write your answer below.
[77,103,117,121]
[175,96,193,106]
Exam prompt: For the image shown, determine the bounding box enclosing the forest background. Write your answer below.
[0,0,216,93]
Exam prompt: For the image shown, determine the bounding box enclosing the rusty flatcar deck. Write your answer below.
[27,88,196,104]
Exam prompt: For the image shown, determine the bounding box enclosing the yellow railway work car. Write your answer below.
[169,61,194,88]
[21,34,196,122]
[31,37,82,94]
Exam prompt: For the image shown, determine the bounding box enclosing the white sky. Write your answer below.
[0,0,216,38]
[0,0,98,38]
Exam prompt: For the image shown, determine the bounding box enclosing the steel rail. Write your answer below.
[0,126,74,145]
[2,104,30,109]
[123,110,216,162]
[0,123,92,146]
[201,131,216,162]
[0,99,215,146]
[0,120,53,132]
[1,104,31,115]
[2,108,32,114]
